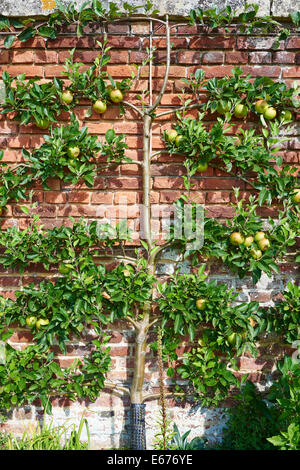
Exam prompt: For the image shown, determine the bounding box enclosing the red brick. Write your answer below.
[45,192,67,204]
[107,36,140,49]
[286,37,300,49]
[68,191,90,203]
[91,192,113,204]
[177,51,201,65]
[225,51,248,64]
[249,52,272,64]
[11,51,34,63]
[35,50,58,64]
[47,37,94,49]
[237,37,284,50]
[202,51,224,64]
[282,67,300,78]
[190,36,235,49]
[0,65,43,77]
[273,51,296,63]
[0,50,9,64]
[106,177,141,190]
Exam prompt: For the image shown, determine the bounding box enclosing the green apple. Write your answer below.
[26,316,37,327]
[250,248,262,260]
[255,100,268,114]
[196,298,206,310]
[254,231,266,242]
[36,318,50,329]
[292,188,300,203]
[35,118,50,129]
[197,162,208,172]
[67,146,80,159]
[109,88,123,103]
[93,100,107,114]
[281,110,292,121]
[61,90,74,105]
[227,333,237,346]
[244,235,254,247]
[123,269,131,277]
[257,238,270,251]
[217,102,230,115]
[165,129,178,143]
[234,104,248,119]
[263,106,277,120]
[230,232,245,246]
[175,135,183,146]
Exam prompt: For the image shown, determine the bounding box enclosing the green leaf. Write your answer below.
[4,35,15,49]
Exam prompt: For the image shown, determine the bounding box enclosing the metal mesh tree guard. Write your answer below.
[130,403,146,450]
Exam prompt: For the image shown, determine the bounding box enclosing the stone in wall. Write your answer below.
[0,0,298,18]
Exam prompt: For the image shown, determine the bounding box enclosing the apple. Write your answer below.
[263,106,277,120]
[58,263,71,275]
[257,238,270,251]
[196,298,206,310]
[230,232,245,246]
[109,88,123,103]
[255,100,268,114]
[165,129,178,143]
[123,269,131,277]
[197,162,208,172]
[36,318,50,329]
[175,135,183,146]
[234,104,248,119]
[67,146,80,159]
[244,235,254,247]
[250,248,262,260]
[292,188,300,203]
[249,316,256,328]
[281,110,292,121]
[254,231,266,242]
[217,102,230,115]
[35,118,50,129]
[227,333,237,346]
[26,316,37,327]
[93,100,107,114]
[61,90,74,105]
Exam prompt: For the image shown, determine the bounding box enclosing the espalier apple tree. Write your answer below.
[0,1,299,450]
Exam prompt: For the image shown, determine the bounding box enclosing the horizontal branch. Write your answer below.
[123,100,144,117]
[104,381,131,397]
[155,103,202,118]
[142,391,186,402]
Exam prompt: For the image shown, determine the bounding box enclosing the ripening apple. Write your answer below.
[257,238,270,251]
[255,100,268,114]
[109,88,123,103]
[61,90,74,105]
[35,118,50,129]
[234,104,248,119]
[254,231,266,242]
[230,232,245,246]
[217,102,230,115]
[26,316,37,327]
[263,106,277,120]
[196,298,206,310]
[67,146,80,159]
[243,235,254,247]
[123,269,131,277]
[249,316,256,328]
[227,332,237,346]
[36,318,50,329]
[250,248,262,260]
[281,110,292,121]
[292,188,300,203]
[197,162,208,172]
[93,100,107,114]
[165,129,178,143]
[175,135,183,146]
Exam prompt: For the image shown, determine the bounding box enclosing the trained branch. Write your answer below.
[156,102,202,118]
[142,391,186,402]
[150,15,170,112]
[104,381,131,397]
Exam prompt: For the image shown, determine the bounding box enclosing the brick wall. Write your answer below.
[0,22,299,449]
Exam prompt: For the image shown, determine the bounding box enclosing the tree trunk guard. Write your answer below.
[130,403,146,450]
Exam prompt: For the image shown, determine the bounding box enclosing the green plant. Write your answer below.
[152,410,176,450]
[6,415,90,450]
[172,424,207,450]
[1,72,65,127]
